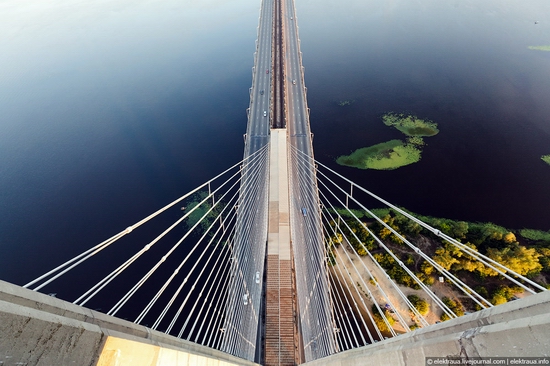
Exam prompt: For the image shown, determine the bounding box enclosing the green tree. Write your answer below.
[475,286,489,299]
[452,243,487,274]
[416,272,435,285]
[442,296,464,317]
[520,229,550,244]
[491,292,507,305]
[451,221,469,239]
[183,191,224,233]
[329,232,343,246]
[468,222,508,246]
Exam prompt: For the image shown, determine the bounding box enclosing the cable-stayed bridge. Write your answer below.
[1,0,549,365]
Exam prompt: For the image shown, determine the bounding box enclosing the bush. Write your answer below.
[407,295,430,316]
[490,285,523,305]
[538,248,550,272]
[442,296,464,317]
[474,286,489,299]
[387,265,420,289]
[491,293,507,305]
[416,272,435,286]
[372,305,395,332]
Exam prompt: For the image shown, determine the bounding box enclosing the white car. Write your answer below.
[243,294,249,305]
[292,79,296,85]
[255,271,260,284]
[263,110,267,117]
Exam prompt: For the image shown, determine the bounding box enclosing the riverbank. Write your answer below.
[326,206,550,333]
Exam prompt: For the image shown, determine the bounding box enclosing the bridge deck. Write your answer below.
[265,129,298,365]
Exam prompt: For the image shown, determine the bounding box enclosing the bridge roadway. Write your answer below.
[244,0,273,157]
[252,0,337,363]
[282,0,338,362]
[219,0,274,361]
[242,0,327,362]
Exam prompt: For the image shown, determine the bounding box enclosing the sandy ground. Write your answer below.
[332,243,451,333]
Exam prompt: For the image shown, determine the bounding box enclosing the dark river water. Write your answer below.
[1,0,549,309]
[296,0,550,231]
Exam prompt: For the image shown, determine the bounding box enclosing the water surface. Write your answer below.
[296,0,550,230]
[0,0,259,286]
[1,0,549,296]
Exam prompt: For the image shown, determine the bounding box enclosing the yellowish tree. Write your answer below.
[487,245,542,276]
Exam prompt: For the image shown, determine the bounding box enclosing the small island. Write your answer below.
[382,112,439,136]
[542,154,550,166]
[336,139,422,170]
[528,45,550,52]
[337,112,438,170]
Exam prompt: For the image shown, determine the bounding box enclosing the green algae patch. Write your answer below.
[528,45,550,51]
[336,139,422,170]
[336,111,439,170]
[542,155,550,166]
[382,112,439,136]
[337,100,355,106]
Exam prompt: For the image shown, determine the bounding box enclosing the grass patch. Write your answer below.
[382,112,439,137]
[327,207,366,219]
[336,139,422,170]
[528,45,550,52]
[542,155,550,166]
[520,229,550,242]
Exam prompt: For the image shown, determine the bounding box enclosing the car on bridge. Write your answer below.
[264,111,267,117]
[301,207,307,216]
[292,79,296,85]
[260,90,264,95]
[266,69,269,74]
[243,294,249,305]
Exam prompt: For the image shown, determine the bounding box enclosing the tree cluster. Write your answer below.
[371,304,395,333]
[326,206,549,304]
[440,297,464,321]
